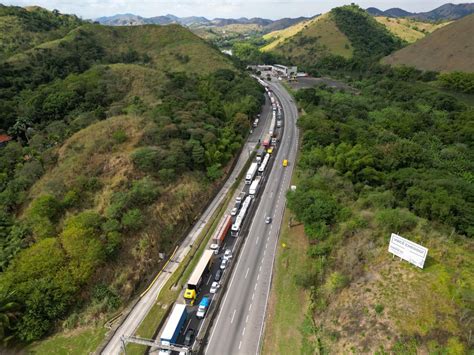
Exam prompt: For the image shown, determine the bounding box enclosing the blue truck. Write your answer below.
[160,303,188,347]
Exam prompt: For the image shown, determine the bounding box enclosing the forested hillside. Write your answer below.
[284,66,473,353]
[264,5,402,69]
[0,6,262,345]
[0,5,84,60]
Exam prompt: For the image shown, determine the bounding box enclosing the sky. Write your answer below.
[3,0,458,20]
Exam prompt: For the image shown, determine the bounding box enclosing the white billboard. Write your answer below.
[388,233,428,269]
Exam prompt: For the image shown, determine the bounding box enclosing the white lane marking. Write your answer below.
[246,314,249,324]
[257,273,260,281]
[249,303,252,311]
[245,267,250,279]
[255,236,259,245]
[252,292,255,300]
[231,309,236,324]
[206,274,212,286]
[254,283,258,291]
[239,341,242,350]
[243,327,246,335]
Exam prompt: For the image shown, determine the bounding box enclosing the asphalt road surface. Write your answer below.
[205,79,299,355]
[170,91,282,349]
[101,90,273,355]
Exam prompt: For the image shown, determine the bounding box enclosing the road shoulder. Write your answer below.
[262,209,311,355]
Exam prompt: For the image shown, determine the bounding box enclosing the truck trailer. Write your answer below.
[184,250,214,305]
[212,215,232,245]
[160,303,187,347]
[249,176,262,197]
[245,162,258,184]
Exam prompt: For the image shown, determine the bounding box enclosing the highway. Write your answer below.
[101,88,273,355]
[205,78,299,355]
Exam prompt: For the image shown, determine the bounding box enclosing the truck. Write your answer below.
[245,162,258,184]
[249,176,262,197]
[258,154,270,175]
[236,191,246,203]
[256,147,265,164]
[262,134,271,148]
[212,215,232,245]
[160,303,187,347]
[184,250,214,305]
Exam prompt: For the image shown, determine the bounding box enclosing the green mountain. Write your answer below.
[0,5,84,60]
[0,6,262,346]
[265,5,403,68]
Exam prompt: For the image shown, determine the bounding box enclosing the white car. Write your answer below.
[210,243,219,250]
[210,281,220,294]
[230,207,238,216]
[223,249,233,261]
[220,259,228,270]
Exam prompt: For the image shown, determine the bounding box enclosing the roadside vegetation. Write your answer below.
[0,5,263,348]
[283,66,473,352]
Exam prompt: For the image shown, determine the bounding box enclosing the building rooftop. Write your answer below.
[0,134,12,144]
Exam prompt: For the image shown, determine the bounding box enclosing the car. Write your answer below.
[196,297,210,319]
[183,329,195,346]
[214,269,223,281]
[210,281,220,294]
[210,243,219,250]
[220,259,228,270]
[223,249,233,261]
[283,159,288,167]
[265,216,272,224]
[230,207,238,216]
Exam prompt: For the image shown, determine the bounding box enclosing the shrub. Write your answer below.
[131,147,165,173]
[121,209,144,231]
[322,272,349,295]
[375,208,418,233]
[112,129,127,144]
[374,304,384,314]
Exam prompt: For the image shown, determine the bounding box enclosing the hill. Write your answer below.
[0,12,263,346]
[263,13,353,66]
[0,5,84,60]
[367,3,474,20]
[265,5,402,68]
[383,13,474,72]
[264,63,474,354]
[374,16,450,43]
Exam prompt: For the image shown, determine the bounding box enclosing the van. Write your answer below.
[196,297,210,319]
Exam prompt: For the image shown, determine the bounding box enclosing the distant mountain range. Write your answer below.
[367,3,474,21]
[95,13,309,32]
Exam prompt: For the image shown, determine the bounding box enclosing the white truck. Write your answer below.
[245,162,258,184]
[258,154,270,175]
[249,176,262,197]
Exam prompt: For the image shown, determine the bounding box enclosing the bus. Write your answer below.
[184,250,214,305]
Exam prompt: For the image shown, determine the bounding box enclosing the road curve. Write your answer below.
[205,80,299,355]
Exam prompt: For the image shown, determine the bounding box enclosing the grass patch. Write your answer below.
[262,210,311,355]
[27,326,107,355]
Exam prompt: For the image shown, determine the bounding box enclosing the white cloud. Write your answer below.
[3,0,450,20]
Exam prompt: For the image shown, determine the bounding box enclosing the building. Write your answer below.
[0,134,12,148]
[273,64,298,78]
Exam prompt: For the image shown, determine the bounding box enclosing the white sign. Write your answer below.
[388,233,428,269]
